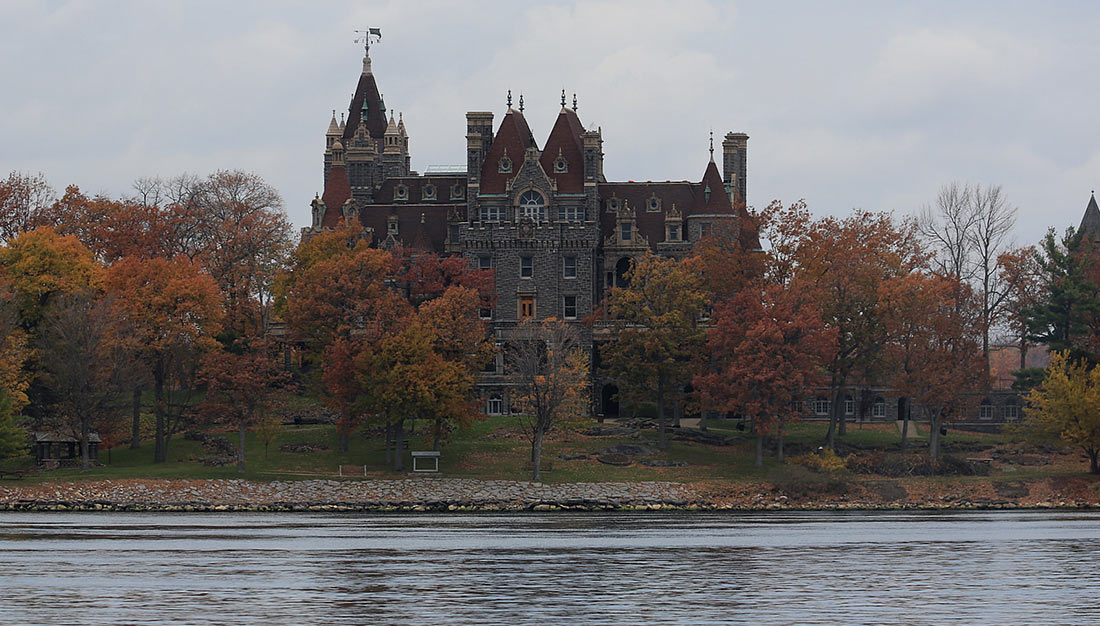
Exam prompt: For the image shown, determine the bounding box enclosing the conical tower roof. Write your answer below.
[1080,192,1100,240]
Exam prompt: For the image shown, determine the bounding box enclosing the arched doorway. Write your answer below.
[601,384,620,418]
[614,257,632,288]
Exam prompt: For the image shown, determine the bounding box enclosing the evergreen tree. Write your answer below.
[1027,227,1100,364]
[0,389,27,459]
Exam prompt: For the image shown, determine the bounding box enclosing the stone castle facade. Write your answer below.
[302,44,758,418]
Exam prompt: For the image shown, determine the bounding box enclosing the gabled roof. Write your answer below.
[320,165,351,228]
[479,108,539,193]
[539,107,586,193]
[343,69,387,143]
[1080,193,1100,240]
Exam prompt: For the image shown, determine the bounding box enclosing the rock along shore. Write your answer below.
[1,477,1098,512]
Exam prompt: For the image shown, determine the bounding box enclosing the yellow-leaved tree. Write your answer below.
[1025,351,1100,474]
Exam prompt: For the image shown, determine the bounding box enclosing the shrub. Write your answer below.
[790,447,850,472]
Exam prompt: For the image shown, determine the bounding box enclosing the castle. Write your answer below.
[302,40,758,418]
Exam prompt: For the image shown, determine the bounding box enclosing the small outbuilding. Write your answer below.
[33,432,101,467]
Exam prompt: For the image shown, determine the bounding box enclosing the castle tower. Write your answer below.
[722,132,748,206]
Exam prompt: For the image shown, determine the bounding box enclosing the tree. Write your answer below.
[998,246,1044,371]
[0,388,26,459]
[37,292,127,470]
[880,272,984,459]
[1027,227,1100,364]
[0,172,55,242]
[919,181,1017,372]
[791,211,921,448]
[509,318,590,481]
[199,336,292,473]
[104,256,223,463]
[0,284,31,415]
[603,253,708,449]
[0,226,102,328]
[1024,351,1100,474]
[697,280,836,465]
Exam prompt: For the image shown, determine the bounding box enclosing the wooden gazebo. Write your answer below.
[33,432,101,467]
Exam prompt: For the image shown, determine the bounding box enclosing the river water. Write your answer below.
[1,510,1097,625]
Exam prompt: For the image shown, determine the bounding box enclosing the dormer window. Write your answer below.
[423,184,436,200]
[621,222,633,242]
[607,198,619,212]
[647,196,661,212]
[499,155,512,173]
[394,184,408,200]
[451,184,465,199]
[554,157,568,173]
[667,224,680,241]
[388,219,399,235]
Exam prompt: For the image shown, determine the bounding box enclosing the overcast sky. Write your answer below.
[3,0,1098,246]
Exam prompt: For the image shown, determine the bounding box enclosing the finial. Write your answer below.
[519,94,524,113]
[572,93,578,112]
[561,89,566,108]
[399,112,403,123]
[332,109,336,119]
[709,130,714,161]
[507,90,512,108]
[340,112,345,124]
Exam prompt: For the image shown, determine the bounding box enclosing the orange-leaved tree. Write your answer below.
[697,279,836,465]
[104,256,223,462]
[0,226,102,329]
[602,253,708,449]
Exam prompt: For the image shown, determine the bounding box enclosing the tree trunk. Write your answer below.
[130,386,141,449]
[776,426,784,462]
[531,424,545,482]
[928,411,941,461]
[393,419,404,472]
[384,423,392,464]
[824,379,841,450]
[433,415,443,451]
[836,386,847,437]
[237,421,246,474]
[80,417,90,472]
[1019,339,1028,371]
[754,432,764,467]
[1087,448,1099,474]
[900,398,911,452]
[153,358,167,463]
[656,373,667,450]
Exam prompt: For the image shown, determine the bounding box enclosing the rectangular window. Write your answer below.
[448,224,460,242]
[562,206,583,222]
[621,222,633,241]
[479,306,493,320]
[563,295,577,319]
[814,399,830,416]
[700,222,712,237]
[872,401,886,418]
[1005,404,1018,420]
[519,296,535,319]
[480,206,502,221]
[980,404,994,419]
[667,225,680,241]
[844,398,855,416]
[563,256,577,279]
[478,256,492,271]
[520,256,533,279]
[487,396,503,415]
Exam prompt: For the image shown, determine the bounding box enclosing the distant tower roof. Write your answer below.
[1081,192,1100,240]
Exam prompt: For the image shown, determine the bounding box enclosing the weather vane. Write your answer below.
[354,28,382,55]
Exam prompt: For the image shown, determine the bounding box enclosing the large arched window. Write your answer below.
[518,190,546,222]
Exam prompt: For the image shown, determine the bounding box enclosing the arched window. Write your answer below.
[487,395,503,415]
[518,190,546,222]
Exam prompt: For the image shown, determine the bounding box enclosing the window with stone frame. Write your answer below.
[844,396,855,416]
[563,295,577,319]
[520,256,533,279]
[980,399,994,419]
[563,256,577,279]
[422,184,436,199]
[478,256,492,271]
[1004,400,1018,420]
[518,190,546,222]
[872,398,886,418]
[813,398,830,416]
[667,224,680,241]
[487,395,503,415]
[561,205,583,222]
[621,222,633,242]
[480,205,502,222]
[450,183,465,199]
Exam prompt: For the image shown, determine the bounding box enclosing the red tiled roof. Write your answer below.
[343,71,387,143]
[480,109,538,193]
[320,165,351,228]
[539,108,586,193]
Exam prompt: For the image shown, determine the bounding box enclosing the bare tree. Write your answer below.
[508,319,590,481]
[38,293,127,470]
[0,171,56,241]
[919,181,1017,374]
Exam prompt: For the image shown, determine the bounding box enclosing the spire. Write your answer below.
[1081,191,1100,240]
[561,89,566,108]
[507,89,512,109]
[355,28,381,74]
[339,112,345,130]
[519,93,524,113]
[709,130,714,162]
[327,110,340,136]
[572,93,578,112]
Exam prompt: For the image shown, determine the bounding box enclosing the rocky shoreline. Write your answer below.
[1,477,1098,512]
